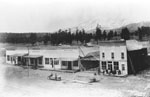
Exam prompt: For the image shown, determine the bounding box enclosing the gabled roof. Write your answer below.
[81,51,99,61]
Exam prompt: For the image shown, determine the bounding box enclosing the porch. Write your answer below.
[8,53,28,65]
[23,55,43,69]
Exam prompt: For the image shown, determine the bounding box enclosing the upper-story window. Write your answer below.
[111,52,114,59]
[102,52,105,58]
[121,52,124,59]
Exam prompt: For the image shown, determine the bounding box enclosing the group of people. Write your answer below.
[102,69,122,75]
[90,69,122,83]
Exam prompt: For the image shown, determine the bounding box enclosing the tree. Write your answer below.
[138,27,142,40]
[102,30,107,40]
[95,24,102,44]
[107,30,113,40]
[114,31,118,37]
[81,29,86,44]
[29,33,37,45]
[75,28,79,44]
[120,27,130,40]
[43,33,50,45]
[67,28,72,44]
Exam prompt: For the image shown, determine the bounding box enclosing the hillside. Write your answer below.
[114,21,150,33]
[73,21,150,34]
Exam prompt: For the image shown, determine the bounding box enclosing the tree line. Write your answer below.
[0,25,150,45]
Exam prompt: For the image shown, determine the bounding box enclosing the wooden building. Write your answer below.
[99,41,127,76]
[6,49,80,70]
[99,41,149,76]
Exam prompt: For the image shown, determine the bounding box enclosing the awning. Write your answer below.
[60,58,78,61]
[23,55,43,58]
[10,53,28,57]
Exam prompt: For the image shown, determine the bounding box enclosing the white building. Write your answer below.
[99,41,128,76]
[6,49,28,65]
[6,49,80,70]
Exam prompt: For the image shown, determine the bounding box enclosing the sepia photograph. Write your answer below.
[0,0,150,97]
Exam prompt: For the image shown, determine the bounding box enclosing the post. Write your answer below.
[28,58,29,77]
[27,46,30,77]
[99,46,101,75]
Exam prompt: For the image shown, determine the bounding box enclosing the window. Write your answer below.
[108,64,112,70]
[50,58,53,64]
[114,62,119,70]
[62,61,67,66]
[30,58,34,64]
[121,52,124,59]
[39,58,42,64]
[108,61,112,70]
[11,57,13,62]
[111,52,114,59]
[122,64,125,70]
[54,58,59,65]
[102,52,105,58]
[7,55,10,61]
[101,61,106,70]
[18,57,21,61]
[73,61,78,67]
[45,58,49,64]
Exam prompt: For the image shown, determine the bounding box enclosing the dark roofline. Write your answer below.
[99,40,126,46]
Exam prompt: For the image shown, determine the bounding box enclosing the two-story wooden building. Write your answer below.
[99,41,127,76]
[99,41,148,76]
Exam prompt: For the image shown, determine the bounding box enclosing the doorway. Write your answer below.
[68,61,72,70]
[108,61,112,71]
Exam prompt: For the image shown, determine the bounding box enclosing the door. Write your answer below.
[50,58,54,68]
[35,58,38,69]
[68,61,72,70]
[108,61,112,71]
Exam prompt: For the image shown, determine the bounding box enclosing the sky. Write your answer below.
[0,0,150,32]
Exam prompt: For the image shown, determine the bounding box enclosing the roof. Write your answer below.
[86,51,99,57]
[81,57,99,61]
[23,55,43,58]
[99,41,126,46]
[60,58,78,61]
[81,51,99,61]
[11,53,28,57]
[6,45,78,50]
[126,40,149,51]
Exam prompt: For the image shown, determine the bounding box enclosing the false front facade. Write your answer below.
[99,42,128,76]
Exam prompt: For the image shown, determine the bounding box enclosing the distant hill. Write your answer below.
[78,21,150,34]
[113,21,150,33]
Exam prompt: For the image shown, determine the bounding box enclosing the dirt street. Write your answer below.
[1,62,150,97]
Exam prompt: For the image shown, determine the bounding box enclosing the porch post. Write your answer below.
[28,58,30,77]
[71,61,73,70]
[35,58,38,69]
